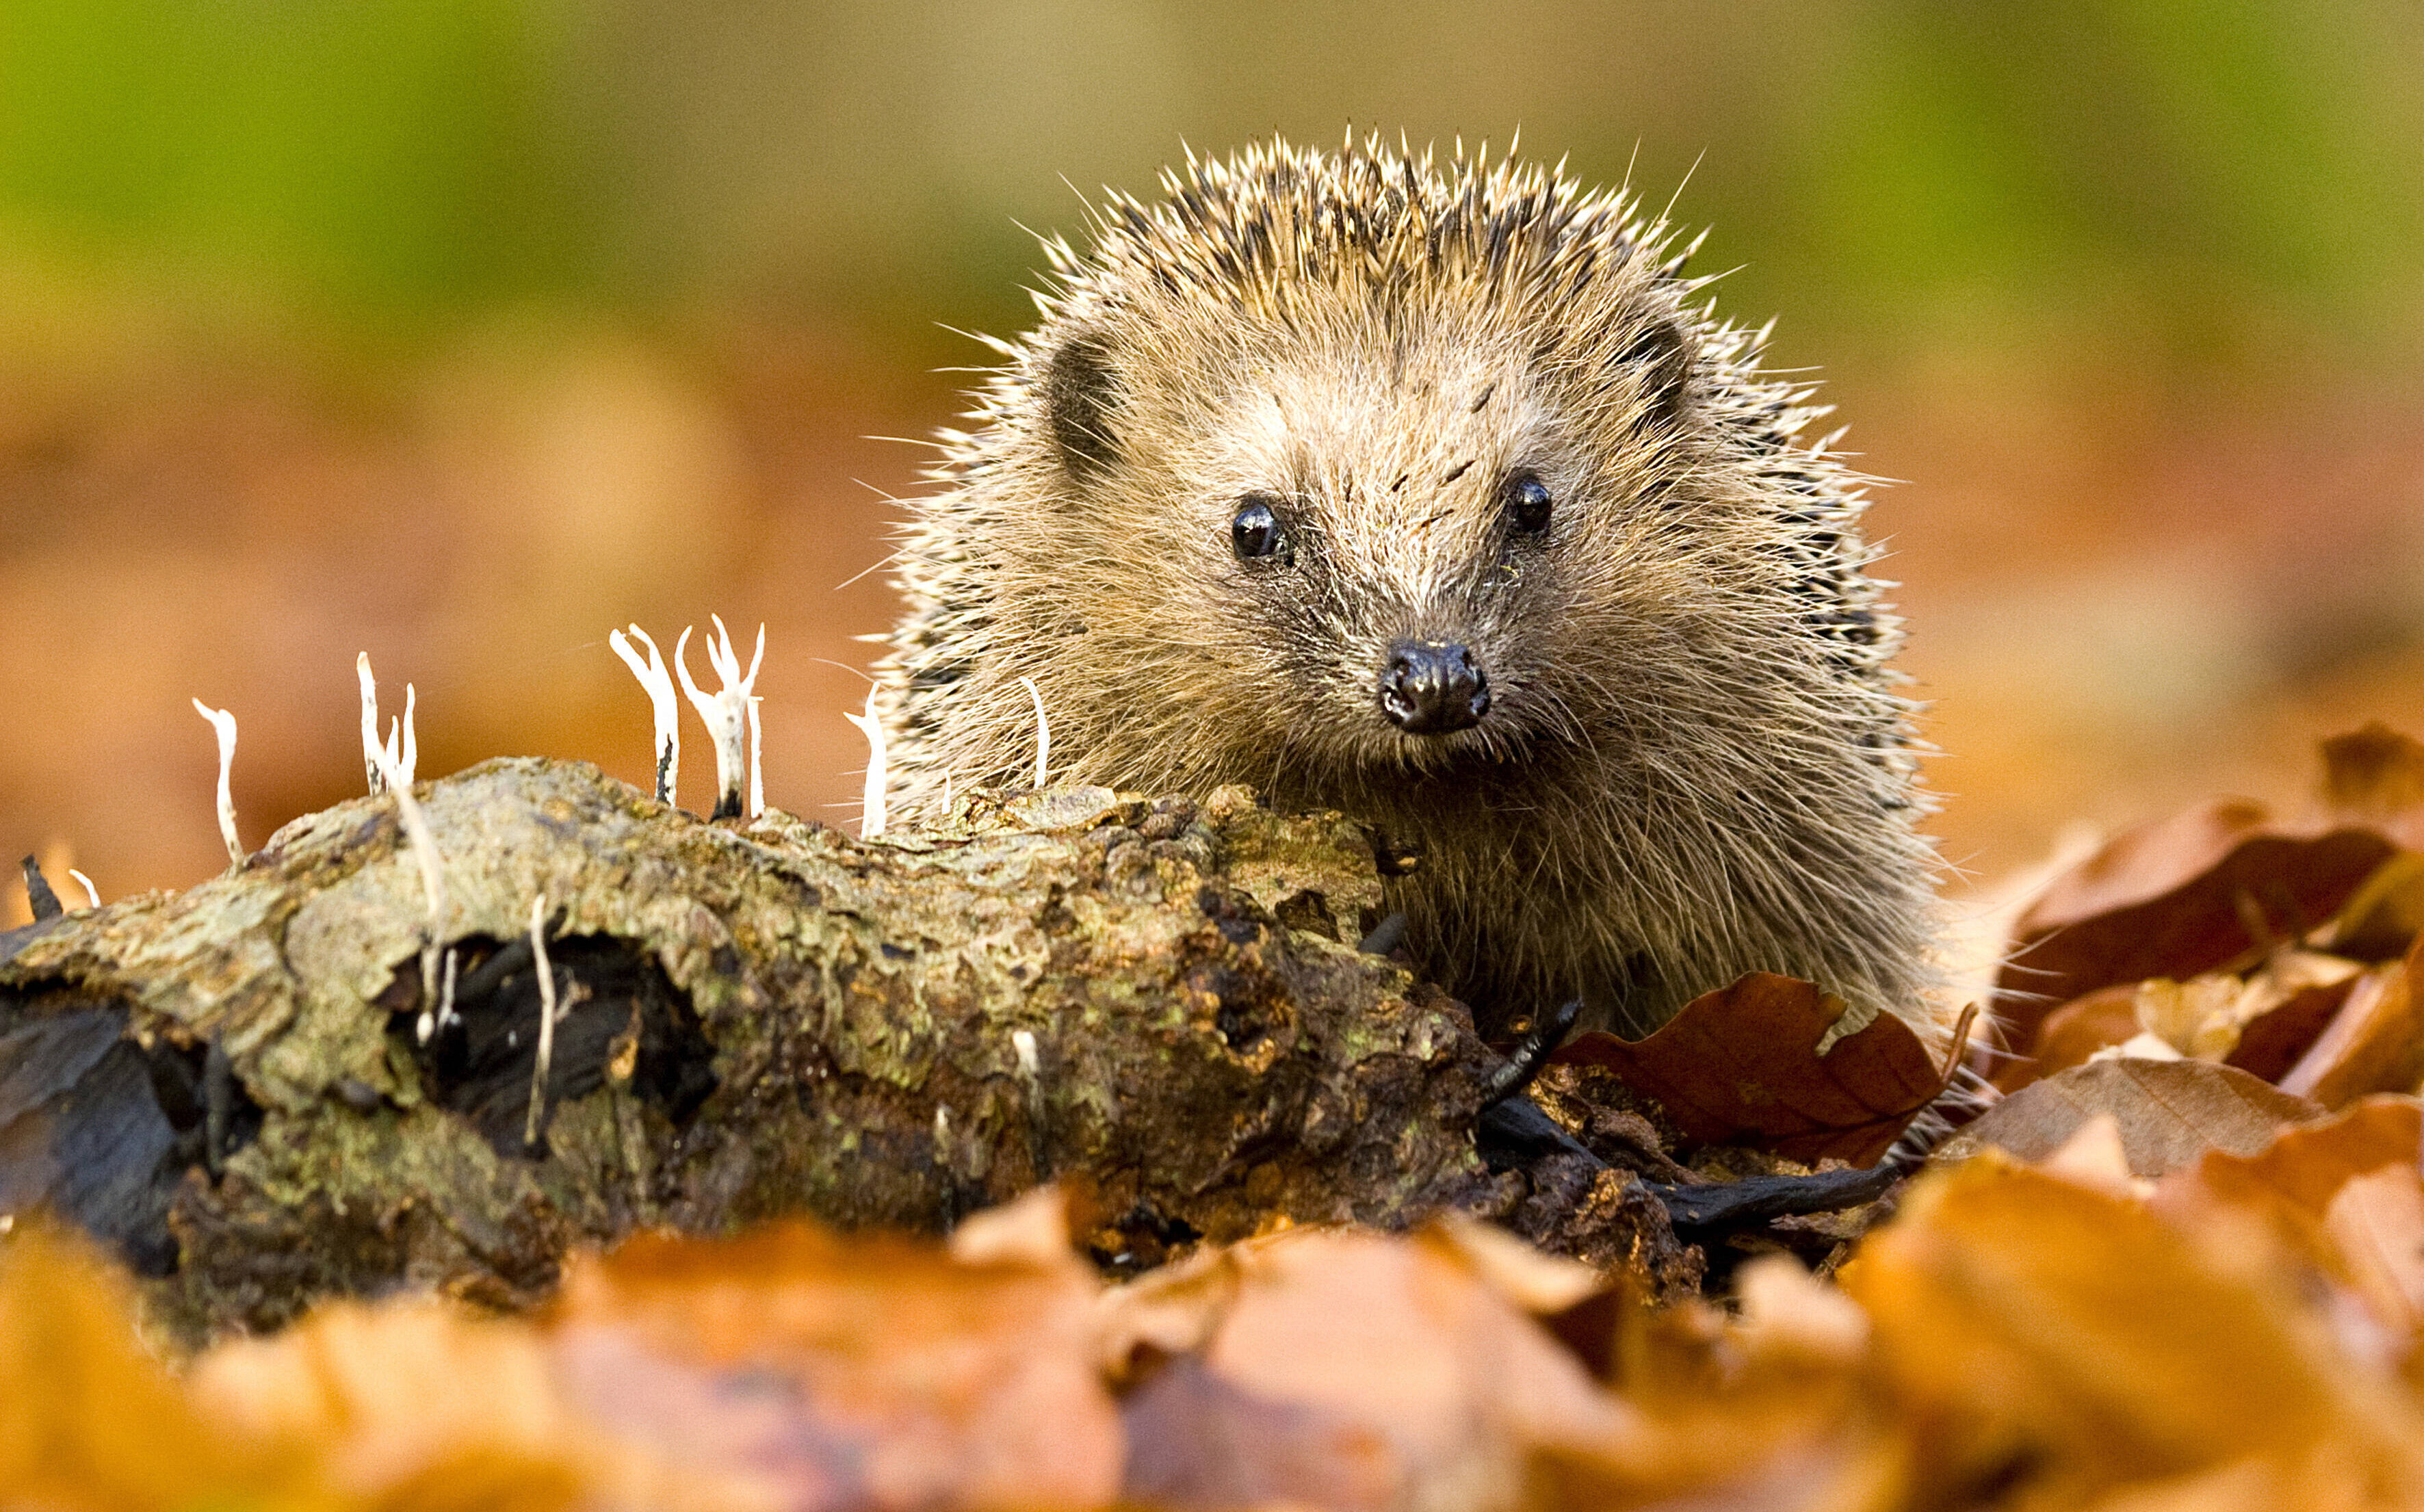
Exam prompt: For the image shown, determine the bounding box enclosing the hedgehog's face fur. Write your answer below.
[1039,311,1695,784]
[892,136,1900,818]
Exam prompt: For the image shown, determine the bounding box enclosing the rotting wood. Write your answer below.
[0,757,1699,1340]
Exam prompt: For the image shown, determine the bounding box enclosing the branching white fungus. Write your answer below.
[609,625,681,806]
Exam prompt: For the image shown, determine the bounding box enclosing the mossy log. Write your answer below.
[0,758,1690,1338]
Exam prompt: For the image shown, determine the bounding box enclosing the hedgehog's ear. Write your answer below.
[1043,335,1121,479]
[1619,317,1695,432]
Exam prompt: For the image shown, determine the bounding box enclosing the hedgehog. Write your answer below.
[878,134,1944,1045]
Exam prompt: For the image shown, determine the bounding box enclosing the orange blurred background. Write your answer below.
[3,1,2421,923]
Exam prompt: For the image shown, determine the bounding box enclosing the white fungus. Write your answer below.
[190,699,244,869]
[358,655,418,794]
[748,694,765,820]
[609,625,681,806]
[524,892,559,1147]
[1019,675,1050,789]
[357,653,385,796]
[369,729,448,1041]
[66,869,99,910]
[393,683,417,787]
[674,616,764,820]
[843,683,887,840]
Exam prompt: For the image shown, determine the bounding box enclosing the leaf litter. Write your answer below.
[20,726,2424,1507]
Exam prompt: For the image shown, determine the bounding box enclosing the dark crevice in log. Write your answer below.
[384,933,717,1157]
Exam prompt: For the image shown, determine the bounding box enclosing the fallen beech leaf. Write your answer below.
[2037,1112,2143,1199]
[2135,974,2247,1060]
[1843,1158,2424,1504]
[946,1182,1076,1268]
[2065,1458,2310,1512]
[1993,799,2391,1060]
[1730,1253,1869,1368]
[547,1215,1123,1512]
[1540,1270,1895,1507]
[2180,1097,2424,1215]
[2093,1030,2185,1063]
[1094,1240,1244,1386]
[2321,850,2424,963]
[2227,975,2362,1084]
[2125,952,2366,1073]
[0,1222,272,1510]
[2324,724,2424,852]
[2325,1166,2424,1347]
[1115,1227,1636,1508]
[1555,973,1962,1166]
[2280,937,2424,1108]
[2000,985,2141,1093]
[193,1300,685,1510]
[1423,1210,1606,1317]
[1939,1059,2322,1178]
[2159,1098,2424,1348]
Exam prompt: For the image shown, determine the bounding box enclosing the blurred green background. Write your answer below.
[3,0,2421,919]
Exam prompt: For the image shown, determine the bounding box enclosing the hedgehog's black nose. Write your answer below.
[1379,640,1490,735]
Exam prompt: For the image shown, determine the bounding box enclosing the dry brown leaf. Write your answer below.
[1554,972,1961,1166]
[2157,1098,2424,1351]
[1115,1226,1637,1509]
[2227,974,2361,1084]
[2280,937,2424,1108]
[2001,984,2142,1093]
[2321,851,2424,963]
[2134,974,2249,1060]
[1729,1254,1870,1370]
[1993,798,2391,1061]
[2325,725,2424,852]
[2126,951,2365,1073]
[1842,1157,2424,1507]
[1940,1058,2323,1178]
[1093,1240,1244,1388]
[2325,1166,2424,1348]
[2036,1113,2145,1199]
[944,1182,1077,1268]
[2172,1095,2423,1215]
[1422,1210,1607,1317]
[545,1217,1122,1512]
[0,1222,287,1511]
[192,1301,696,1512]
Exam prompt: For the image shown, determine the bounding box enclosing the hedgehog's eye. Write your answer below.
[1231,495,1287,561]
[1501,473,1554,534]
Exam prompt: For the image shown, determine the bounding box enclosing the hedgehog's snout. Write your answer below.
[1379,640,1490,735]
